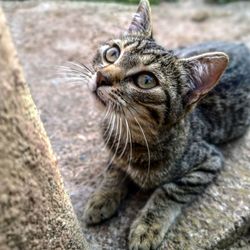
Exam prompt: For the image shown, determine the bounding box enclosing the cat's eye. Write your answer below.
[104,46,120,63]
[136,73,158,89]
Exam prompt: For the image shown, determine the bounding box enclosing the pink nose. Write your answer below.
[96,71,112,87]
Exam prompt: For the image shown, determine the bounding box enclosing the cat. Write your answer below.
[79,0,250,249]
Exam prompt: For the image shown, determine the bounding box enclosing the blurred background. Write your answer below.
[2,0,250,4]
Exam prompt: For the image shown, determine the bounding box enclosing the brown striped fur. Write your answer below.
[82,1,250,249]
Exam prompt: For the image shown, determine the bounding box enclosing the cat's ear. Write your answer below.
[127,0,152,38]
[179,52,229,107]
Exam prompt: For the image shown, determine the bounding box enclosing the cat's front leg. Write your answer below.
[128,187,182,250]
[83,164,128,225]
[129,142,223,250]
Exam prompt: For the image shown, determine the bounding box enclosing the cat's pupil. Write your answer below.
[145,76,151,84]
[136,73,157,89]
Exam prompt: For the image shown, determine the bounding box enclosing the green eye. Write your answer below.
[104,46,120,63]
[136,73,157,89]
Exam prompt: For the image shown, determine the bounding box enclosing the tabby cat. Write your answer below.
[80,0,250,249]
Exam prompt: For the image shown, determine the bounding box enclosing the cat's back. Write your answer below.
[175,41,250,144]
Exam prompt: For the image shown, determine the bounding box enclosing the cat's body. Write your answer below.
[177,41,250,144]
[80,1,250,249]
[98,41,250,190]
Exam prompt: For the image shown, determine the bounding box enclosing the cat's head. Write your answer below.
[88,0,228,144]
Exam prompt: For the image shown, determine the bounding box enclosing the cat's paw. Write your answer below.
[83,192,119,225]
[129,218,165,250]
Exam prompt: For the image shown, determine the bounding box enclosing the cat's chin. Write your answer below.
[94,87,112,107]
[92,92,104,104]
[92,91,108,110]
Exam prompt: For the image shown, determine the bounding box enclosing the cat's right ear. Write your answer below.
[179,52,229,109]
[126,0,152,38]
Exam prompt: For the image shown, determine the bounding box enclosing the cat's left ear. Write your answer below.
[179,52,229,108]
[127,0,152,38]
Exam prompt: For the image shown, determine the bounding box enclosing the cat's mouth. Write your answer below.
[89,72,126,108]
[94,86,125,109]
[95,88,109,106]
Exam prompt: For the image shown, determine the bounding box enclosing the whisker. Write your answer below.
[67,61,94,74]
[102,104,113,141]
[124,114,133,183]
[119,111,129,159]
[118,107,132,184]
[108,105,123,166]
[56,76,90,82]
[52,77,90,88]
[102,101,112,122]
[65,84,86,90]
[56,70,91,77]
[56,72,88,77]
[56,61,94,89]
[127,106,151,189]
[56,63,93,89]
[58,66,92,77]
[108,105,120,153]
[103,109,116,150]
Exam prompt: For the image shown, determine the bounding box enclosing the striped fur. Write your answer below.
[83,1,250,249]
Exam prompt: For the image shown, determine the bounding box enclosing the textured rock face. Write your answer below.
[0,8,89,250]
[2,1,250,249]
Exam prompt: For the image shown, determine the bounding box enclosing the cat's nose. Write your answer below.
[96,71,112,87]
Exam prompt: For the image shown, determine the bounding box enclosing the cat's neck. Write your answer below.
[102,112,192,171]
[125,117,190,168]
[110,117,191,189]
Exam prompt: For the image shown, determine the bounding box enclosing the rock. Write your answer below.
[0,7,89,250]
[191,10,209,22]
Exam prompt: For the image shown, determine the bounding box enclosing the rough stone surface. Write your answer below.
[2,1,250,249]
[0,7,89,250]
